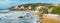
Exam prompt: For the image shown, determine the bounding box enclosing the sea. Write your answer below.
[0,10,41,23]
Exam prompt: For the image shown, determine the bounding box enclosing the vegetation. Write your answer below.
[51,7,60,15]
[40,8,48,14]
[10,3,60,15]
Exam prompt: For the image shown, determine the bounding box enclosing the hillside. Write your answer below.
[9,3,60,15]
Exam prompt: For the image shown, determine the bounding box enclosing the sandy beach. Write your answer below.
[40,16,60,23]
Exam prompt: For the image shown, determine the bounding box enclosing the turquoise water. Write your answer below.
[0,10,41,23]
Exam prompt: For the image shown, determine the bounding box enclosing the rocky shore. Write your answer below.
[9,3,60,23]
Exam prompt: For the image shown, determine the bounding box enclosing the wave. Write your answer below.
[0,11,40,23]
[0,10,9,13]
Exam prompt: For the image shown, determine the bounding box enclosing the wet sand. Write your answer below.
[40,16,60,23]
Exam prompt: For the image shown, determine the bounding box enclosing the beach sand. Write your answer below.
[40,16,60,23]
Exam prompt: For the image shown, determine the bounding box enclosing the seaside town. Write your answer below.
[0,0,60,23]
[9,3,60,23]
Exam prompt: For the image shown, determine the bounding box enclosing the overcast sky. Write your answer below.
[0,0,60,9]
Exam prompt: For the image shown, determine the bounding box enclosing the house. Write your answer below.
[28,6,31,10]
[12,6,19,10]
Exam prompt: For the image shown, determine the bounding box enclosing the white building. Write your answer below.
[28,6,31,9]
[53,4,59,6]
[15,6,18,9]
[20,6,24,9]
[48,8,53,13]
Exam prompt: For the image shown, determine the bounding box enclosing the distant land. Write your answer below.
[9,3,60,15]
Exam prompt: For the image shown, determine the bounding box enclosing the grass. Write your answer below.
[40,7,60,15]
[50,7,60,15]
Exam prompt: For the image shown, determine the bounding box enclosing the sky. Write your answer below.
[0,0,60,9]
